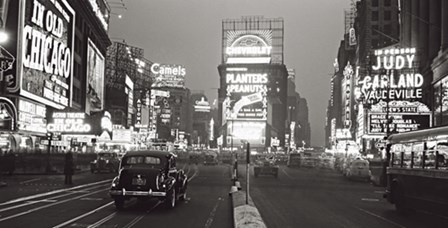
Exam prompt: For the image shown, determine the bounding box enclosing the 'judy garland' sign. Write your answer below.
[358,48,422,103]
[21,0,75,109]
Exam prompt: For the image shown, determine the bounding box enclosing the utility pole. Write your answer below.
[246,142,250,204]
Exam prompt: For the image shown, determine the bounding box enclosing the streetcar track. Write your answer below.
[86,211,117,228]
[0,183,111,213]
[0,179,112,206]
[52,202,114,228]
[121,201,162,228]
[0,188,110,222]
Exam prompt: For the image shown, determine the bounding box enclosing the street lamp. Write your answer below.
[0,30,8,43]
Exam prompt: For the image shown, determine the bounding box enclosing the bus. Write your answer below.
[383,125,448,215]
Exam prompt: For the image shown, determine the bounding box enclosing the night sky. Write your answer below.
[108,0,351,146]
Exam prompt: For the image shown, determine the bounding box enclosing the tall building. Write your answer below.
[191,92,212,148]
[286,69,311,149]
[105,42,145,128]
[217,16,288,151]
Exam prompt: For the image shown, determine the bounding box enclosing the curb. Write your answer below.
[230,188,267,228]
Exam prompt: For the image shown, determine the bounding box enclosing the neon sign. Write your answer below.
[151,63,186,76]
[151,63,186,88]
[359,48,423,103]
[225,32,273,64]
[47,112,91,133]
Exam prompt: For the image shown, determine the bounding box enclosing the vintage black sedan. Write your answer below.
[109,150,188,209]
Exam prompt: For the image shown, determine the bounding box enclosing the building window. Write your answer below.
[372,0,379,7]
[384,10,391,21]
[372,11,379,21]
[384,0,391,7]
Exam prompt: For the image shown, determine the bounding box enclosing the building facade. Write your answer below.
[0,0,111,153]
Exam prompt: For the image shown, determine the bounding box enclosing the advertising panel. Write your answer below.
[86,0,110,32]
[224,68,268,121]
[367,101,431,135]
[20,0,75,109]
[224,30,272,64]
[194,97,210,113]
[47,112,91,133]
[150,63,186,88]
[228,121,265,147]
[86,38,105,113]
[17,98,46,134]
[358,48,422,105]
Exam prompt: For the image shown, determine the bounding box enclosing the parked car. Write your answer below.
[109,150,188,209]
[90,152,120,173]
[345,158,371,181]
[254,156,278,178]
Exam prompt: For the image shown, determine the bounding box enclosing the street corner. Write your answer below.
[234,205,267,228]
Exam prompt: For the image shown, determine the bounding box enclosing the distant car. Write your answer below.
[254,156,279,178]
[345,158,371,181]
[287,153,301,167]
[203,154,218,165]
[90,152,120,173]
[109,150,188,209]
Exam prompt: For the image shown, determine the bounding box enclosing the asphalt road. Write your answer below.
[0,163,233,228]
[236,164,448,228]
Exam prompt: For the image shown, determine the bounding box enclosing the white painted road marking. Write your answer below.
[356,207,406,228]
[52,202,114,228]
[281,168,292,179]
[361,198,380,202]
[20,178,41,184]
[204,197,223,228]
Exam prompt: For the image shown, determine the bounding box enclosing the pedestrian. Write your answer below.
[64,150,74,185]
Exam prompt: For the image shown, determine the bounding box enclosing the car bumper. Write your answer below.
[110,189,166,197]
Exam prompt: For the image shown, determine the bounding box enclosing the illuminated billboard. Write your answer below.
[150,63,186,88]
[227,121,265,147]
[20,0,75,109]
[367,101,431,135]
[358,48,422,104]
[86,39,105,113]
[225,31,272,64]
[47,112,91,133]
[224,69,268,121]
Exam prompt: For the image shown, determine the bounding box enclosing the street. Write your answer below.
[237,164,448,228]
[0,163,232,228]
